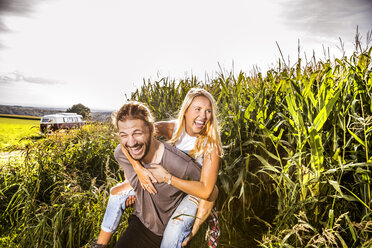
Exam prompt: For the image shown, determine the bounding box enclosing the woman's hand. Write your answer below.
[136,166,158,194]
[148,164,171,183]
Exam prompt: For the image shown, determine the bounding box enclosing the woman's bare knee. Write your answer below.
[110,181,131,195]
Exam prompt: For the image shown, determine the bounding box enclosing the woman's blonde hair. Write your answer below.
[169,88,223,159]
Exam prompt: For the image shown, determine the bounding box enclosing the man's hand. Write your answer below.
[125,195,136,208]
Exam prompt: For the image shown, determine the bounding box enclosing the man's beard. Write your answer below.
[125,136,151,161]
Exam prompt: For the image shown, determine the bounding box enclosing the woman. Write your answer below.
[93,88,223,248]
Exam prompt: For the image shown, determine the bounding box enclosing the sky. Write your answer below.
[0,0,371,111]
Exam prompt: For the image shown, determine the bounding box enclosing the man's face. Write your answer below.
[118,118,152,161]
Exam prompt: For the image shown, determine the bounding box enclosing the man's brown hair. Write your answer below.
[114,101,155,133]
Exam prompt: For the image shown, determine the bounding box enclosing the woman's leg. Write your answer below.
[182,185,218,247]
[160,195,199,248]
[96,181,135,245]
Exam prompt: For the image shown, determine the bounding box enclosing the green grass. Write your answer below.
[0,117,41,151]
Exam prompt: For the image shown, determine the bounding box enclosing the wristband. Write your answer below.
[167,175,173,185]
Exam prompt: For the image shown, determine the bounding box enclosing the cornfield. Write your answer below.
[0,37,371,247]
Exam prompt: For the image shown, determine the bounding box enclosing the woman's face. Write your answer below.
[184,96,212,137]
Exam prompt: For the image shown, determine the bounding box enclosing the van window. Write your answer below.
[63,117,73,123]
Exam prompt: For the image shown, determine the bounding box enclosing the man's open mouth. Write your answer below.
[127,144,144,156]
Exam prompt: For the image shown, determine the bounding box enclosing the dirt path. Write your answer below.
[0,151,22,163]
[0,152,11,160]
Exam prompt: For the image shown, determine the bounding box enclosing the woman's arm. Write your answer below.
[154,121,175,140]
[121,146,158,194]
[149,148,220,200]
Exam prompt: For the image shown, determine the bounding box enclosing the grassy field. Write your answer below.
[0,39,371,247]
[0,117,41,151]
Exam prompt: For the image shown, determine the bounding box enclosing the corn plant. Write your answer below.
[1,35,371,247]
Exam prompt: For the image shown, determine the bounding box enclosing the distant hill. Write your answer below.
[0,105,112,121]
[0,105,64,117]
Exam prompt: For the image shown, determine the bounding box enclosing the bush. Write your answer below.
[0,123,128,247]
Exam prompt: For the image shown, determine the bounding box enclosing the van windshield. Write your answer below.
[41,118,52,123]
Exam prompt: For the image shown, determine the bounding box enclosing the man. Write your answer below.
[113,101,201,248]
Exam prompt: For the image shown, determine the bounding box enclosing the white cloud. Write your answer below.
[0,0,371,110]
[279,0,372,38]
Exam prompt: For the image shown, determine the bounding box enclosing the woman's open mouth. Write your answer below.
[194,120,205,129]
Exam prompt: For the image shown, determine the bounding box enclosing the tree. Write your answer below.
[66,103,91,119]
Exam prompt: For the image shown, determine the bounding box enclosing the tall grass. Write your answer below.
[129,39,372,247]
[0,124,129,248]
[1,36,371,247]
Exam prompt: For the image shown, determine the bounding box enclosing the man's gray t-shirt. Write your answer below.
[114,141,201,236]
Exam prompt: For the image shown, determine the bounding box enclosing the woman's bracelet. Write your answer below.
[167,175,173,185]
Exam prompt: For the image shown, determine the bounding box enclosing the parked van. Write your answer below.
[40,113,85,133]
